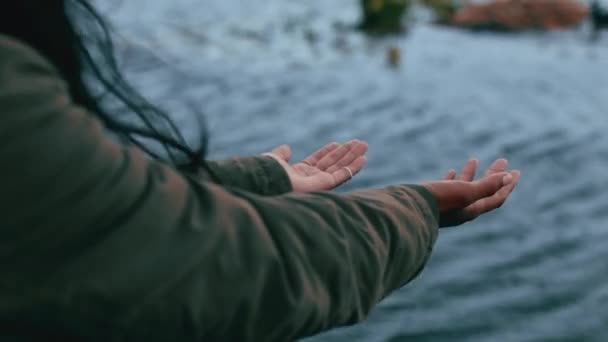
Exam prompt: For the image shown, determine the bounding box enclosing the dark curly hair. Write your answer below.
[0,0,214,174]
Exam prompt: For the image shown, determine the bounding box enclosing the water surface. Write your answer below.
[104,1,608,340]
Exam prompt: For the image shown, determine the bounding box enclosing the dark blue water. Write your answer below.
[103,0,608,340]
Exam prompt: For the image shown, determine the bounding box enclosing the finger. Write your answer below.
[443,169,457,180]
[326,140,369,173]
[459,158,478,181]
[483,158,508,177]
[330,156,366,188]
[271,145,292,162]
[464,170,520,220]
[317,140,361,171]
[303,142,340,166]
[343,155,367,177]
[471,171,511,202]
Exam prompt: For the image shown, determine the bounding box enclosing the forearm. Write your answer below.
[203,156,293,195]
[119,183,439,342]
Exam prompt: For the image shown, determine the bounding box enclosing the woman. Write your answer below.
[0,1,520,341]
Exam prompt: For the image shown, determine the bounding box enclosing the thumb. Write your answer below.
[472,172,512,201]
[271,145,292,162]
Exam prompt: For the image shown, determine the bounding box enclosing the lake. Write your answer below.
[103,0,608,340]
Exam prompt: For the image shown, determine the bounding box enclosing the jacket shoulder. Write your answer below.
[0,34,60,77]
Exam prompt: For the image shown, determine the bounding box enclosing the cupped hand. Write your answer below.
[422,158,521,228]
[265,140,368,192]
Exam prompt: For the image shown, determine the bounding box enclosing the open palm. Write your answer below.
[266,140,368,192]
[434,158,520,227]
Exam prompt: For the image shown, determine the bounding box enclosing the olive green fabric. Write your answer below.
[206,156,293,196]
[0,34,439,342]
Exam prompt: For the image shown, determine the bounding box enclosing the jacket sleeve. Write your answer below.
[0,36,439,342]
[202,156,293,195]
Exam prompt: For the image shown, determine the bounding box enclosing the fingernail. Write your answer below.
[503,173,514,184]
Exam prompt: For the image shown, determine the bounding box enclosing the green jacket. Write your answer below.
[0,34,439,341]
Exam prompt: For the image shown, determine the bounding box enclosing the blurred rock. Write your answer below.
[591,0,608,38]
[387,46,402,68]
[358,0,411,35]
[420,0,458,24]
[451,0,589,31]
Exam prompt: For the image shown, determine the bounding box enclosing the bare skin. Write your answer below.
[426,158,521,227]
[266,140,369,192]
[266,142,520,228]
